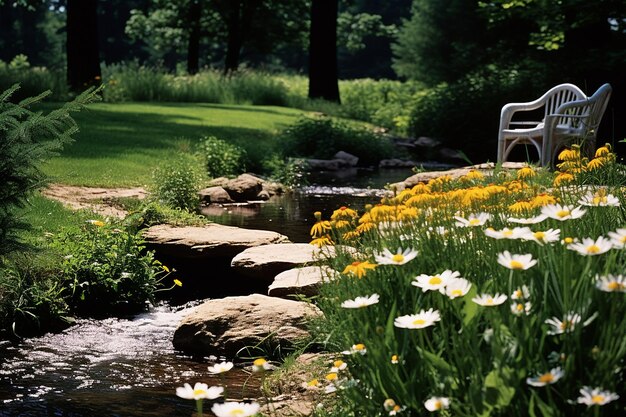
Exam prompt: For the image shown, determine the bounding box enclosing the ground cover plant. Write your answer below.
[305,145,625,416]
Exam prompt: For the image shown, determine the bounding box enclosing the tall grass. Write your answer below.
[307,149,626,416]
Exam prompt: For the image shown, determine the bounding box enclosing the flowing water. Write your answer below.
[0,168,416,416]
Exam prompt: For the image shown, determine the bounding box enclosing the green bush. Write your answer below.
[50,223,165,316]
[262,155,307,188]
[151,155,203,211]
[197,135,246,178]
[279,115,394,166]
[408,66,543,162]
[0,57,69,101]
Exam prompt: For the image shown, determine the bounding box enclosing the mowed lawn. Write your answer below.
[40,102,305,187]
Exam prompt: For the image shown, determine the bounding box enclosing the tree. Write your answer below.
[0,85,100,257]
[66,0,101,90]
[308,0,340,102]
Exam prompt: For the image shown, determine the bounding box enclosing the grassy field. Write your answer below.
[40,102,305,187]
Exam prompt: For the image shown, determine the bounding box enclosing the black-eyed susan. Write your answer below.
[517,166,536,180]
[310,211,332,238]
[342,260,377,278]
[310,235,333,247]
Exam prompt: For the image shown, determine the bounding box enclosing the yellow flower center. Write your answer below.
[354,344,365,350]
[621,236,626,243]
[514,290,522,298]
[591,395,605,404]
[326,373,338,381]
[391,355,398,362]
[451,289,463,296]
[308,379,319,386]
[412,319,426,326]
[253,358,267,366]
[556,210,570,218]
[538,373,554,383]
[433,400,443,410]
[229,409,246,416]
[563,237,574,244]
[534,232,545,240]
[429,276,442,285]
[560,320,573,331]
[587,245,601,254]
[592,196,607,205]
[392,254,405,263]
[607,281,622,291]
[510,260,524,269]
[469,219,481,225]
[503,230,513,237]
[333,360,344,368]
[193,389,206,396]
[486,298,494,305]
[516,303,524,312]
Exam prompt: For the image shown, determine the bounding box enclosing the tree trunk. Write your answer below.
[224,1,242,75]
[66,0,101,91]
[187,0,202,75]
[308,0,340,103]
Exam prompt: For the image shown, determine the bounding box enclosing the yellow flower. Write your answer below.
[162,265,170,273]
[594,144,611,158]
[331,206,358,221]
[342,260,377,278]
[391,354,399,364]
[310,236,333,247]
[355,221,376,234]
[558,147,580,161]
[553,173,574,187]
[531,193,557,208]
[310,220,332,238]
[509,201,533,214]
[87,219,105,227]
[307,378,320,387]
[587,157,608,170]
[411,183,431,194]
[517,166,536,180]
[461,169,484,181]
[173,279,182,287]
[325,372,338,381]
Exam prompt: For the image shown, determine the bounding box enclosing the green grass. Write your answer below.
[40,102,305,187]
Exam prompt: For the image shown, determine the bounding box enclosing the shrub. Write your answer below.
[408,66,543,162]
[279,115,394,167]
[262,155,307,189]
[0,57,69,101]
[197,135,246,178]
[150,155,203,211]
[50,222,166,316]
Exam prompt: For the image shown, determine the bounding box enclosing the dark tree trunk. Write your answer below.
[187,0,202,75]
[66,0,101,91]
[308,0,340,103]
[224,1,242,75]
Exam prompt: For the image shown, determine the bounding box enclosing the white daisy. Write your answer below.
[454,212,491,227]
[374,248,418,265]
[484,227,531,240]
[521,229,560,245]
[576,386,620,406]
[497,251,538,270]
[472,293,507,307]
[208,361,234,374]
[545,312,581,335]
[510,301,532,316]
[394,309,441,329]
[412,270,460,292]
[176,383,223,400]
[251,358,275,372]
[577,191,620,207]
[507,214,548,224]
[340,294,380,309]
[595,274,626,293]
[330,360,348,373]
[342,343,367,355]
[540,204,586,221]
[424,396,450,412]
[608,228,626,248]
[212,401,260,417]
[567,237,612,256]
[510,285,530,300]
[444,278,472,299]
[526,367,564,387]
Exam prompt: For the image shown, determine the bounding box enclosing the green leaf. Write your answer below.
[483,367,516,411]
[418,347,456,374]
[462,284,479,325]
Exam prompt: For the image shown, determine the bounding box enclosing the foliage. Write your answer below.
[408,66,542,162]
[308,155,626,416]
[337,12,397,53]
[0,57,68,101]
[150,154,203,211]
[50,222,166,316]
[196,135,246,179]
[0,84,99,258]
[279,115,394,167]
[261,155,307,189]
[124,201,209,231]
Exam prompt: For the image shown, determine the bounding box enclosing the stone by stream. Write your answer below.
[268,266,337,299]
[142,223,290,260]
[172,294,321,357]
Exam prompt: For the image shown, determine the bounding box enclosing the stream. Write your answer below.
[0,168,416,416]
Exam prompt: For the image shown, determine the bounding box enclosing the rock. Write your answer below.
[333,151,359,167]
[256,190,271,200]
[231,243,338,281]
[142,224,290,260]
[222,174,264,201]
[172,294,321,357]
[397,162,528,189]
[379,158,417,168]
[208,177,230,187]
[263,181,284,196]
[268,266,336,299]
[198,186,234,204]
[414,136,441,148]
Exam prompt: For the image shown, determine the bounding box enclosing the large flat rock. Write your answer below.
[230,243,338,281]
[172,294,321,357]
[142,224,290,260]
[268,266,336,299]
